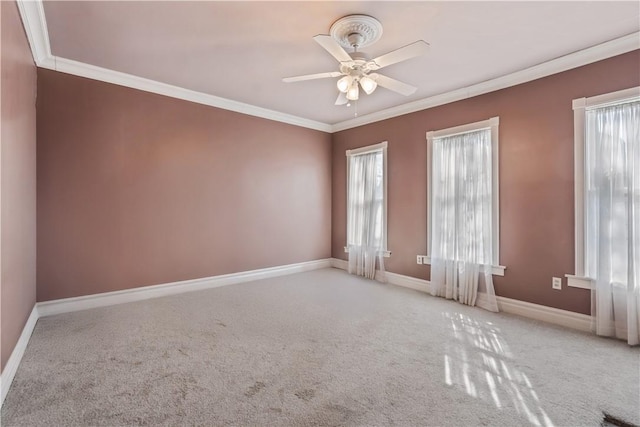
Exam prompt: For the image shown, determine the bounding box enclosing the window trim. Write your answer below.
[345,141,390,257]
[567,86,640,289]
[425,117,505,276]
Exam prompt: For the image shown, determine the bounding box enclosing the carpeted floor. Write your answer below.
[2,268,638,426]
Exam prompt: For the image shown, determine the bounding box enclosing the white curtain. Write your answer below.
[430,129,498,312]
[347,151,385,280]
[585,100,640,345]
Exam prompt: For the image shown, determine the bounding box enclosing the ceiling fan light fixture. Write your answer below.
[282,14,428,107]
[359,75,377,95]
[346,82,359,101]
[337,76,352,93]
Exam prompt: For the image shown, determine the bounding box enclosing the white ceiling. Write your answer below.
[41,1,640,127]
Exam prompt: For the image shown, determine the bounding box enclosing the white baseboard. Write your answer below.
[1,258,331,408]
[37,259,332,317]
[330,257,591,332]
[331,257,431,292]
[1,306,39,407]
[0,258,591,409]
[385,271,431,293]
[495,295,592,332]
[330,258,348,270]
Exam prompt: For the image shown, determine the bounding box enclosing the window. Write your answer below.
[426,117,504,276]
[345,141,389,256]
[568,86,640,289]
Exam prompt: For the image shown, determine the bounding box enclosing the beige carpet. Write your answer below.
[2,268,638,426]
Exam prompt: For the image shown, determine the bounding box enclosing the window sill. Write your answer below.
[420,256,505,277]
[565,275,593,290]
[344,247,391,258]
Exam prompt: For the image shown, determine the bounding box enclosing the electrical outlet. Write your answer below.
[552,277,562,290]
[417,255,423,265]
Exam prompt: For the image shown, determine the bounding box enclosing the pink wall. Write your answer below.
[36,70,332,302]
[1,1,38,371]
[332,51,640,315]
[26,31,640,317]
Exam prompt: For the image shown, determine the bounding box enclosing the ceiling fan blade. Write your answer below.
[313,34,353,63]
[335,92,348,105]
[372,73,417,96]
[282,71,342,83]
[370,40,430,70]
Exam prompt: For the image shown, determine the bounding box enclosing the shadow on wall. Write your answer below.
[442,312,555,427]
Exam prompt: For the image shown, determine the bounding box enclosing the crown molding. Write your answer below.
[41,56,333,132]
[16,1,639,134]
[15,0,50,65]
[331,32,640,132]
[15,0,332,133]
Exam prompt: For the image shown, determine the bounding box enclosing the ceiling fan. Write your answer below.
[283,15,429,106]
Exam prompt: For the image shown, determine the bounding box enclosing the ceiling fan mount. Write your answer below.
[282,14,429,106]
[329,14,383,50]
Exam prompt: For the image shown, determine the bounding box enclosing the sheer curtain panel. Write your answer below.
[347,149,385,280]
[585,100,640,345]
[430,129,498,312]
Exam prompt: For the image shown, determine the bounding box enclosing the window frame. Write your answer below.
[425,117,505,276]
[344,141,390,257]
[567,86,640,289]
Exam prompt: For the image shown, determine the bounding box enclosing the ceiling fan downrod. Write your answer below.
[347,32,365,52]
